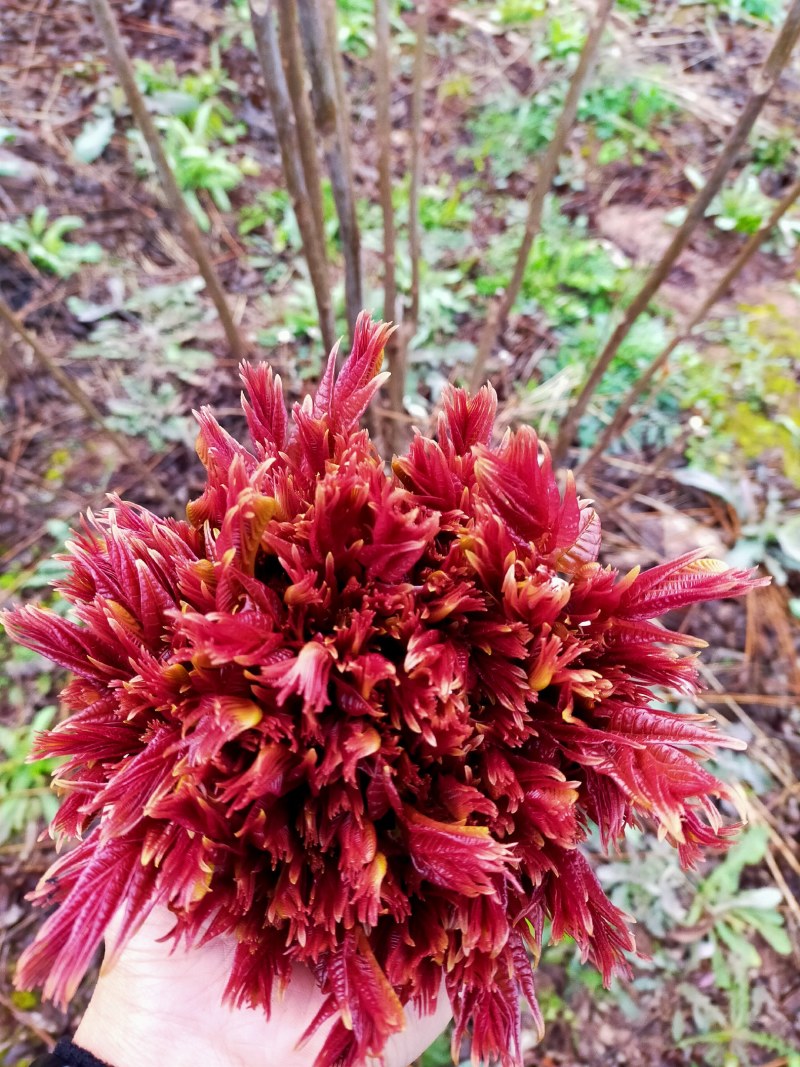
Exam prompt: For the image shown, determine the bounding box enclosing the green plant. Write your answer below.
[106,378,193,451]
[533,11,587,60]
[673,825,798,1067]
[129,54,256,229]
[134,50,240,134]
[73,109,116,164]
[616,0,654,15]
[466,78,677,181]
[0,126,27,178]
[69,277,216,380]
[750,128,796,175]
[578,80,677,165]
[129,103,256,230]
[680,305,800,484]
[706,170,775,234]
[239,189,298,242]
[0,207,103,276]
[475,196,690,448]
[491,0,547,24]
[0,705,60,846]
[335,0,414,56]
[220,0,254,49]
[725,488,800,583]
[699,0,788,24]
[67,278,214,449]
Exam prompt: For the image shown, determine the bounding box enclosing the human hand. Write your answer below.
[73,907,452,1067]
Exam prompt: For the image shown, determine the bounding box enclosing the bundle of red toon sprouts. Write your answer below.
[4,314,766,1066]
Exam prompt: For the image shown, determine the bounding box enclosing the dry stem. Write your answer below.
[385,0,428,434]
[375,0,403,433]
[553,0,800,464]
[87,0,246,362]
[470,0,615,391]
[276,0,327,259]
[249,0,336,354]
[297,0,363,339]
[578,172,800,477]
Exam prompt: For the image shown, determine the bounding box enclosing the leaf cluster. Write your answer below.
[0,207,103,277]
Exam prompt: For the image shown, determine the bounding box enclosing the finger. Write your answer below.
[379,980,452,1067]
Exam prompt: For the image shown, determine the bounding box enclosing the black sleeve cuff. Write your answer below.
[31,1039,114,1067]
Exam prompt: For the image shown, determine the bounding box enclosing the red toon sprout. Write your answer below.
[3,313,767,1066]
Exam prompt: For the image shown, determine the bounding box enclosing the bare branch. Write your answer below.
[87,0,246,363]
[0,296,170,505]
[470,0,615,392]
[249,0,337,355]
[552,0,800,464]
[276,0,327,258]
[324,0,357,197]
[407,1,428,335]
[578,172,800,477]
[296,0,363,339]
[375,0,400,414]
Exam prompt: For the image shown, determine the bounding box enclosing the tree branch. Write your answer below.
[249,0,336,355]
[87,0,246,363]
[407,0,428,335]
[552,0,800,464]
[276,0,327,259]
[577,172,800,477]
[296,0,363,339]
[375,0,400,415]
[469,0,615,392]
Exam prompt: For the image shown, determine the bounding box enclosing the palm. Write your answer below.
[74,908,451,1067]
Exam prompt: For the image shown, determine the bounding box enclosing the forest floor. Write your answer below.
[1,1,800,1065]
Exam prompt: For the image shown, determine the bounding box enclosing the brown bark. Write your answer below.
[276,0,327,260]
[296,0,363,340]
[375,0,400,414]
[87,0,246,362]
[407,1,428,335]
[249,0,337,355]
[553,0,800,464]
[578,173,800,477]
[470,0,615,392]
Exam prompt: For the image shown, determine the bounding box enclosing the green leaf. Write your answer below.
[775,513,800,566]
[736,908,792,955]
[73,112,115,163]
[148,90,200,116]
[714,920,761,969]
[31,204,49,235]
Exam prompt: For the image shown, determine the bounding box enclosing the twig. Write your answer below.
[0,297,170,505]
[383,0,428,442]
[553,0,800,464]
[375,0,399,412]
[296,0,363,339]
[323,0,357,208]
[578,173,800,477]
[249,0,336,355]
[470,0,615,391]
[407,1,428,336]
[87,0,247,362]
[276,0,327,259]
